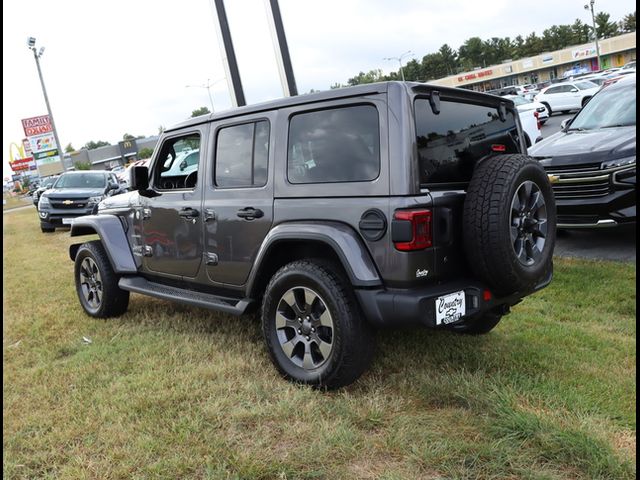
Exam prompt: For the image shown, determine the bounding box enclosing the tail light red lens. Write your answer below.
[393,209,432,251]
[534,110,541,130]
[491,144,506,152]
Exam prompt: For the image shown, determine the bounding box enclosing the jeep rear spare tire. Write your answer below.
[463,154,556,295]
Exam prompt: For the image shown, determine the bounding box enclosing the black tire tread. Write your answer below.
[75,240,129,318]
[262,260,374,389]
[463,154,555,295]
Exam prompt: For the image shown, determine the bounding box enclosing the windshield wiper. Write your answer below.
[601,124,634,128]
[566,127,586,132]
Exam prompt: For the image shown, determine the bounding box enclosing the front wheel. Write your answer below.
[74,241,130,318]
[261,260,375,389]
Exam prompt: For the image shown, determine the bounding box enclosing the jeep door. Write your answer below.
[140,128,206,278]
[202,113,274,286]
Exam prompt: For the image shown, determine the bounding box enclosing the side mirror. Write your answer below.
[571,88,579,92]
[560,118,573,130]
[179,160,187,171]
[131,166,149,191]
[108,181,119,191]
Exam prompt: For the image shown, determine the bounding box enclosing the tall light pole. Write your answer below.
[185,78,224,112]
[584,0,602,70]
[27,37,63,171]
[384,50,414,81]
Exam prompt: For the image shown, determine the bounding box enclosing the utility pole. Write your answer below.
[27,37,64,173]
[383,50,413,81]
[584,0,602,70]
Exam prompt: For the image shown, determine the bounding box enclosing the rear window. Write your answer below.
[287,105,380,184]
[576,81,598,90]
[415,98,519,185]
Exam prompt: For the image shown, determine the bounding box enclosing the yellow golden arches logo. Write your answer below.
[9,142,26,163]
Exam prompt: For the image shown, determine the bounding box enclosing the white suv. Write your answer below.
[533,80,600,116]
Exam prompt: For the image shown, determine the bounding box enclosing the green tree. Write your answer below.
[347,69,386,85]
[571,19,591,44]
[190,106,211,118]
[74,161,92,170]
[83,140,110,150]
[595,12,620,39]
[64,143,75,153]
[138,148,154,159]
[421,53,447,81]
[438,44,458,75]
[458,37,485,69]
[619,11,636,32]
[122,133,136,141]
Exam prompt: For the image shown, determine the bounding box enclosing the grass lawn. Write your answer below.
[2,194,30,211]
[3,208,636,479]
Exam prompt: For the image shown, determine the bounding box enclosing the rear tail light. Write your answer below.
[491,144,506,152]
[393,209,432,251]
[534,110,541,130]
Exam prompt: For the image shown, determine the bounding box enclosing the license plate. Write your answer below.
[435,290,466,325]
[62,218,74,225]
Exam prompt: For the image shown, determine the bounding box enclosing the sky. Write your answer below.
[2,0,634,180]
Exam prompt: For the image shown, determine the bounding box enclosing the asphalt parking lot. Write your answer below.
[538,112,636,263]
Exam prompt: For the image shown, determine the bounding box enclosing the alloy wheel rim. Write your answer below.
[275,287,334,370]
[509,180,548,266]
[79,257,103,309]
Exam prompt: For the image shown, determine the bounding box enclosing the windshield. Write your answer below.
[509,96,530,106]
[575,81,598,90]
[54,173,106,189]
[44,178,57,188]
[569,82,636,130]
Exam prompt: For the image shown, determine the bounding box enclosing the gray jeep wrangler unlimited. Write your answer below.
[70,82,555,388]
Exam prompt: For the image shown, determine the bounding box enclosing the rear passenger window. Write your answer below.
[287,105,380,184]
[215,121,270,187]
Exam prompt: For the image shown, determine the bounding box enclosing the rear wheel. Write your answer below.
[74,241,130,318]
[261,260,375,389]
[463,154,556,295]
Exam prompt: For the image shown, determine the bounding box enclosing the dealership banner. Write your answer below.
[21,114,63,173]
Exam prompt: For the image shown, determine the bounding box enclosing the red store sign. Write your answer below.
[458,69,493,82]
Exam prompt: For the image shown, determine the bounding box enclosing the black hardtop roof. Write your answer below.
[166,81,512,133]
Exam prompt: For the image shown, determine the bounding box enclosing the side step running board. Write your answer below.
[118,276,252,316]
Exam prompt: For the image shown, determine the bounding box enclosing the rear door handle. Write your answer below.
[237,207,264,220]
[178,208,199,219]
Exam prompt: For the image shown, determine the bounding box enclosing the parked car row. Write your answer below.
[529,74,636,229]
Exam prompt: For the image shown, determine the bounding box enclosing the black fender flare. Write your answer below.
[69,215,137,274]
[246,222,382,297]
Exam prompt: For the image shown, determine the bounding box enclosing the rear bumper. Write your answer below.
[356,270,552,329]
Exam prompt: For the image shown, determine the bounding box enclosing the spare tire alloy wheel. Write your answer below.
[276,287,334,370]
[510,181,548,266]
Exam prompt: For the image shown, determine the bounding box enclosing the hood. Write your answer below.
[44,187,107,199]
[528,126,635,165]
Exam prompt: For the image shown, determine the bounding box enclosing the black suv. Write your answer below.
[68,82,556,388]
[529,74,636,228]
[38,170,123,232]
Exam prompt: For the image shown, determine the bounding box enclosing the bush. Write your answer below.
[138,148,153,159]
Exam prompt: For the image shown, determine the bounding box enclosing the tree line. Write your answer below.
[337,10,635,87]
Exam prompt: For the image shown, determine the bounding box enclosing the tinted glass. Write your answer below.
[569,81,636,130]
[215,121,270,187]
[287,105,380,184]
[55,173,106,189]
[415,99,519,185]
[155,134,200,189]
[576,81,598,90]
[545,86,562,94]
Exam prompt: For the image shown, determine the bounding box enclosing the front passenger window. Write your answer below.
[153,134,201,190]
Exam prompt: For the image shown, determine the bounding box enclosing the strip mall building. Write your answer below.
[431,32,636,91]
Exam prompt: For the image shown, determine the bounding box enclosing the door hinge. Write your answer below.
[142,208,152,220]
[143,245,153,257]
[205,252,219,266]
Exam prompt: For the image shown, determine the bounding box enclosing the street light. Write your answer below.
[185,78,225,112]
[383,50,414,81]
[584,0,602,70]
[27,37,64,172]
